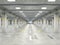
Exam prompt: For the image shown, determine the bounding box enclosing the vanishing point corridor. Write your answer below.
[0,0,60,45]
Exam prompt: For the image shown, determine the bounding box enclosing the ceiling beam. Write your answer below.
[0,6,27,21]
[0,4,60,6]
[39,6,59,17]
[33,6,60,21]
[8,9,51,11]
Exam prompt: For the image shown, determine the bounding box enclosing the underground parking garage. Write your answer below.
[0,0,60,45]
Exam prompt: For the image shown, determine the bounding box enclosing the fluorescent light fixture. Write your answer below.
[39,11,43,13]
[16,7,21,9]
[19,11,26,17]
[35,11,43,17]
[35,13,40,17]
[48,0,56,2]
[7,0,16,2]
[35,14,40,17]
[20,11,23,13]
[41,7,47,9]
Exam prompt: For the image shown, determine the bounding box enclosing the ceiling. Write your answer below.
[0,0,60,4]
[0,0,60,21]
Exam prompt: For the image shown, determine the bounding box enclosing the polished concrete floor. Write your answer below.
[0,24,60,45]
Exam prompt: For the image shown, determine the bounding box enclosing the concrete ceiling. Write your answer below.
[0,0,60,4]
[0,0,60,21]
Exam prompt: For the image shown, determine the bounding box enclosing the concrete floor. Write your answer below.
[0,24,60,45]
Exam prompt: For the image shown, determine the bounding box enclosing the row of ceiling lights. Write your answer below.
[15,7,47,10]
[7,0,56,18]
[7,0,56,2]
[13,4,47,17]
[15,6,44,17]
[7,0,56,10]
[35,11,43,17]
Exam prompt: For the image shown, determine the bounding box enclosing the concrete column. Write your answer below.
[0,17,1,27]
[40,19,42,24]
[44,19,46,24]
[14,18,17,25]
[18,19,20,27]
[52,19,54,26]
[43,18,47,25]
[12,20,14,25]
[14,18,18,27]
[58,17,60,32]
[43,18,47,29]
[1,15,8,28]
[47,20,48,25]
[14,19,18,30]
[54,14,59,33]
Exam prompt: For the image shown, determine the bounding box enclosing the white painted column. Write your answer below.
[40,19,42,24]
[15,19,17,25]
[54,14,59,33]
[1,15,8,28]
[43,18,46,26]
[58,17,60,32]
[0,17,1,27]
[52,19,54,26]
[12,20,14,25]
[18,19,20,27]
[47,20,49,25]
[14,18,18,27]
